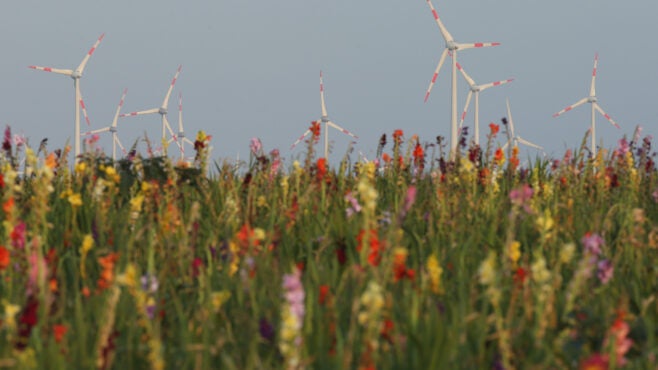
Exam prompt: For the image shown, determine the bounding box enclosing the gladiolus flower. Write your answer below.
[581,232,604,256]
[393,129,404,144]
[489,123,500,136]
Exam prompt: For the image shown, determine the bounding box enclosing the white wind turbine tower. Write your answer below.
[423,0,500,157]
[169,93,194,161]
[120,65,183,153]
[456,61,513,146]
[82,88,128,161]
[290,71,358,159]
[552,53,620,157]
[29,33,105,159]
[502,99,543,152]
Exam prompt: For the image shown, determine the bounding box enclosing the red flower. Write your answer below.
[357,229,381,267]
[413,142,425,168]
[579,353,609,370]
[53,324,68,344]
[513,267,528,286]
[489,123,500,136]
[0,246,9,270]
[316,158,328,181]
[310,121,321,141]
[393,129,404,144]
[380,319,395,343]
[319,285,330,306]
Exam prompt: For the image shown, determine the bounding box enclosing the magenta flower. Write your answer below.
[345,192,362,218]
[10,222,26,250]
[597,259,614,284]
[581,232,604,256]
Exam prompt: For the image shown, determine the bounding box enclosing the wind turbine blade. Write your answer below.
[320,71,328,117]
[115,136,126,155]
[183,138,194,146]
[479,78,514,91]
[424,49,448,102]
[455,62,476,87]
[83,127,110,136]
[502,141,510,151]
[112,88,128,128]
[426,0,454,42]
[120,108,159,117]
[590,52,598,97]
[328,121,358,140]
[79,93,91,127]
[517,137,543,150]
[593,103,620,129]
[459,90,473,127]
[28,66,73,76]
[457,42,501,50]
[506,98,515,137]
[76,33,105,74]
[290,130,312,149]
[162,65,182,109]
[178,92,184,132]
[552,97,588,118]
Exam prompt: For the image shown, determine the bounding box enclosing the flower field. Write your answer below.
[1,124,658,369]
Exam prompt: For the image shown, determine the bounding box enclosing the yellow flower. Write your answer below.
[117,264,138,288]
[81,234,94,254]
[531,255,551,284]
[68,193,83,207]
[479,251,497,286]
[559,243,576,264]
[104,166,120,183]
[256,195,267,208]
[426,254,444,294]
[75,162,87,174]
[211,291,231,312]
[508,240,521,266]
[536,210,555,235]
[4,302,20,330]
[130,195,145,213]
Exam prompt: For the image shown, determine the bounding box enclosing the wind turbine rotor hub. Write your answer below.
[178,132,185,138]
[159,107,168,115]
[321,116,329,122]
[71,71,82,79]
[588,96,597,103]
[109,127,117,133]
[447,41,458,50]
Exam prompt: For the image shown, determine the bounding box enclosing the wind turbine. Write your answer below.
[502,98,542,151]
[82,88,128,161]
[120,65,183,153]
[169,93,194,161]
[552,53,620,156]
[290,71,358,158]
[456,62,513,146]
[29,33,105,159]
[423,0,500,157]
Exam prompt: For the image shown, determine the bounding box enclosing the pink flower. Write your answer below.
[509,184,534,213]
[596,259,614,284]
[28,252,48,295]
[10,222,26,250]
[250,137,263,156]
[581,232,604,256]
[282,268,305,323]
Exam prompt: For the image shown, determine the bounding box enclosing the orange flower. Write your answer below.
[494,148,505,165]
[236,224,260,251]
[310,121,321,141]
[382,153,391,164]
[2,197,14,214]
[97,253,119,291]
[53,324,68,343]
[413,142,424,168]
[319,285,331,306]
[0,246,9,270]
[45,153,57,170]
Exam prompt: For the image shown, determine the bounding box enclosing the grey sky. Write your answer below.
[2,1,657,165]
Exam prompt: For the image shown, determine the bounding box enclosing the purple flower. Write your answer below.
[581,232,604,256]
[259,318,275,342]
[140,274,159,294]
[597,259,614,284]
[345,192,362,218]
[617,138,630,157]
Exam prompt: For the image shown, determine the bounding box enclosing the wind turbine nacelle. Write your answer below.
[178,132,185,138]
[159,107,168,115]
[109,127,117,133]
[321,116,329,123]
[71,71,82,79]
[446,41,458,50]
[587,96,597,103]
